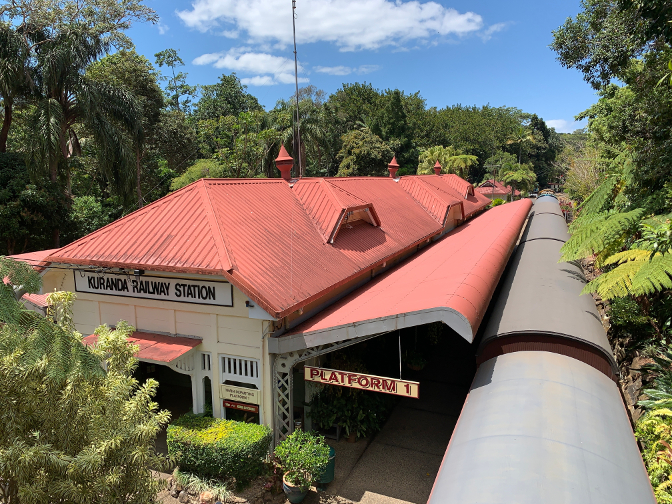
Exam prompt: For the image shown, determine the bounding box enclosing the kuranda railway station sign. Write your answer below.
[74,271,233,307]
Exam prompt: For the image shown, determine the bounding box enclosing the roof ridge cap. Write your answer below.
[324,179,368,206]
[198,180,235,272]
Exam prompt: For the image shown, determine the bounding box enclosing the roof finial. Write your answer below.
[388,156,399,179]
[434,160,442,176]
[275,144,294,182]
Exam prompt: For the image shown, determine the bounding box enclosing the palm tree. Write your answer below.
[0,25,29,153]
[27,31,140,245]
[417,145,478,179]
[507,125,536,164]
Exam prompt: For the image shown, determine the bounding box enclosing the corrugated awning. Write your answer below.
[83,331,202,363]
[270,199,532,354]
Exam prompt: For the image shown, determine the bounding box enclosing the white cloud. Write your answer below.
[221,29,239,38]
[240,76,276,86]
[479,22,507,42]
[194,48,309,86]
[157,22,169,35]
[546,119,587,134]
[177,0,484,51]
[315,66,353,76]
[314,64,381,76]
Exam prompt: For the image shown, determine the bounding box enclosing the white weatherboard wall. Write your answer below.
[42,267,269,424]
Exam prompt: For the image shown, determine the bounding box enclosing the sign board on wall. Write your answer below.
[223,400,259,414]
[74,271,233,307]
[304,366,420,399]
[219,384,260,405]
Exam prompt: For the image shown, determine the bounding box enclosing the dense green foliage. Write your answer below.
[0,257,170,504]
[167,414,272,484]
[274,430,330,490]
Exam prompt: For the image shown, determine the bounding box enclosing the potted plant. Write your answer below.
[404,349,427,371]
[274,430,330,503]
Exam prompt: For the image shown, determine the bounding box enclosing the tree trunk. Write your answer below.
[136,147,143,208]
[0,98,13,153]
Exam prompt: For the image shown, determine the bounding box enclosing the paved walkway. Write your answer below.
[320,334,474,504]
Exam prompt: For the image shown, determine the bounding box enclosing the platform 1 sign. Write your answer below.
[304,366,419,399]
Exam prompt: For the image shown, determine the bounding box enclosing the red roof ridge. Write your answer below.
[198,180,235,272]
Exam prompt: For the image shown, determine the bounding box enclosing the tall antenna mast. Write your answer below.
[292,0,302,178]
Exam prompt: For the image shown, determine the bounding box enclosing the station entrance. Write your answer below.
[275,322,477,504]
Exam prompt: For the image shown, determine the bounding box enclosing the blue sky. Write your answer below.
[127,0,594,133]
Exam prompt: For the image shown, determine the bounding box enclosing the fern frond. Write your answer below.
[561,208,645,262]
[632,253,672,296]
[603,249,653,265]
[568,210,610,234]
[582,258,647,299]
[577,175,619,216]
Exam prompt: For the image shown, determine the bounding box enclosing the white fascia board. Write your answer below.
[268,307,473,354]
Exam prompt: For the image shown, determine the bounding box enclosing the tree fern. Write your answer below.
[632,253,672,295]
[577,174,619,216]
[561,208,645,262]
[582,250,651,299]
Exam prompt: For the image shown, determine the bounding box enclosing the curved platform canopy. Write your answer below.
[480,194,616,376]
[428,351,655,504]
[520,212,570,243]
[530,194,563,216]
[269,199,532,354]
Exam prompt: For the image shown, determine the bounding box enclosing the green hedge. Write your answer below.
[167,414,272,483]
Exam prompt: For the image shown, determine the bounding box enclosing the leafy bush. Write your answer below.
[308,389,395,439]
[636,409,672,503]
[491,198,505,207]
[167,414,272,484]
[274,430,329,490]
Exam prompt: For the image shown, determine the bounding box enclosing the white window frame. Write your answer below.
[221,354,261,389]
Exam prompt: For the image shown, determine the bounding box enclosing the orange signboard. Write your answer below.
[304,366,419,399]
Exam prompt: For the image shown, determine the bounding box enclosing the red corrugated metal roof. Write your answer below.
[293,178,380,243]
[49,182,231,274]
[43,174,490,320]
[398,177,458,225]
[284,199,532,343]
[477,180,512,196]
[83,331,201,362]
[7,248,58,273]
[419,175,491,219]
[442,174,474,198]
[23,293,49,307]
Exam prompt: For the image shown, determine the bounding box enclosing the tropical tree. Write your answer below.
[417,145,477,178]
[192,73,262,122]
[26,31,141,246]
[337,127,393,177]
[0,257,170,504]
[0,25,29,153]
[507,125,536,164]
[87,50,164,208]
[500,162,537,194]
[154,48,196,113]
